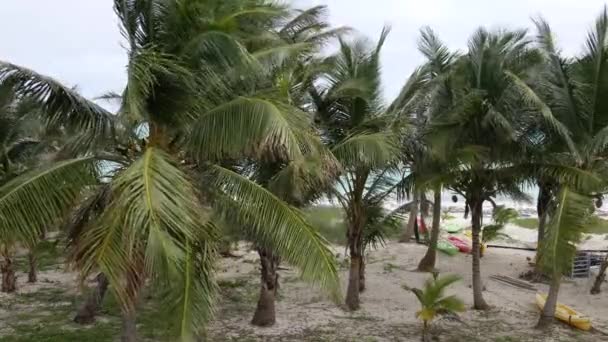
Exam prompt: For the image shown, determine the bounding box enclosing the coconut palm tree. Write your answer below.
[311,28,404,310]
[0,1,340,340]
[390,27,458,270]
[425,27,572,309]
[214,4,350,327]
[531,8,608,324]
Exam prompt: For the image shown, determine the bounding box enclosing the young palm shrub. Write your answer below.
[0,1,340,340]
[406,273,465,342]
[311,28,403,310]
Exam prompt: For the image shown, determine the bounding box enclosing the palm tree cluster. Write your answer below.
[1,1,608,340]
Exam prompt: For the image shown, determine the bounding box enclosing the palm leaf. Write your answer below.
[0,157,98,245]
[207,165,341,300]
[0,61,114,140]
[538,187,592,276]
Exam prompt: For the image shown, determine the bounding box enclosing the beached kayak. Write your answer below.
[437,240,459,256]
[463,230,487,254]
[443,224,462,233]
[447,236,471,253]
[535,293,591,331]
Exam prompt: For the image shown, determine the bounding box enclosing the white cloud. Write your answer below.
[2,0,607,101]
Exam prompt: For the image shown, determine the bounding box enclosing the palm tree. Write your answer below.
[243,5,349,327]
[425,27,569,309]
[0,1,340,340]
[406,273,465,342]
[390,27,458,270]
[311,28,403,310]
[531,8,608,323]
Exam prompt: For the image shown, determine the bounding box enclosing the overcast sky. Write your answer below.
[1,0,607,103]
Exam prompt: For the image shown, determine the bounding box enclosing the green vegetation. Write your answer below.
[2,0,608,339]
[514,216,608,234]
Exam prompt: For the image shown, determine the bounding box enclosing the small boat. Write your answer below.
[447,236,471,253]
[437,240,459,256]
[443,224,462,233]
[535,293,591,331]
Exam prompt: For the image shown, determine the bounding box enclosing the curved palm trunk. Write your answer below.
[27,251,37,283]
[121,260,145,342]
[121,309,137,342]
[74,273,109,324]
[590,253,608,294]
[1,255,16,293]
[251,247,280,327]
[537,274,561,329]
[418,186,442,272]
[400,193,419,243]
[359,256,366,292]
[470,197,489,310]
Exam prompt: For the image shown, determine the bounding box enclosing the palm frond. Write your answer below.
[0,61,115,140]
[0,157,98,245]
[331,132,398,169]
[75,148,217,335]
[538,187,592,275]
[207,165,341,300]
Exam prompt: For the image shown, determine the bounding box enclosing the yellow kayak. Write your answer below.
[535,293,591,331]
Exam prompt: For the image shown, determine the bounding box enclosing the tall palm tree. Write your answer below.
[311,28,403,310]
[0,1,339,340]
[242,5,348,327]
[390,27,458,270]
[531,8,608,325]
[426,27,569,309]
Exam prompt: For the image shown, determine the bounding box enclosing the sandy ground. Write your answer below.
[208,239,608,341]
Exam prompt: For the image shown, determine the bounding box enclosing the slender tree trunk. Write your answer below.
[420,193,430,217]
[537,273,561,329]
[471,198,489,310]
[359,257,366,292]
[27,251,37,283]
[74,273,109,324]
[121,309,137,342]
[345,209,365,310]
[1,256,16,293]
[120,260,145,342]
[418,185,442,272]
[464,200,470,219]
[400,194,419,243]
[535,183,551,270]
[345,253,361,310]
[591,253,608,294]
[251,247,279,327]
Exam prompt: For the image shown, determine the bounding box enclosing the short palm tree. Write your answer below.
[406,273,465,342]
[311,28,403,310]
[0,1,339,340]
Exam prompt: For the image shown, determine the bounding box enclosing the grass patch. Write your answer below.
[305,206,404,245]
[305,206,346,245]
[514,216,608,234]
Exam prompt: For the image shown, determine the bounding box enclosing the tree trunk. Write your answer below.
[591,253,608,294]
[420,193,430,217]
[400,193,419,243]
[1,256,16,293]
[121,309,137,342]
[251,248,279,327]
[537,273,561,329]
[359,257,366,292]
[27,251,37,283]
[464,200,470,219]
[345,254,361,310]
[74,273,109,324]
[418,185,442,272]
[535,183,552,269]
[470,198,489,310]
